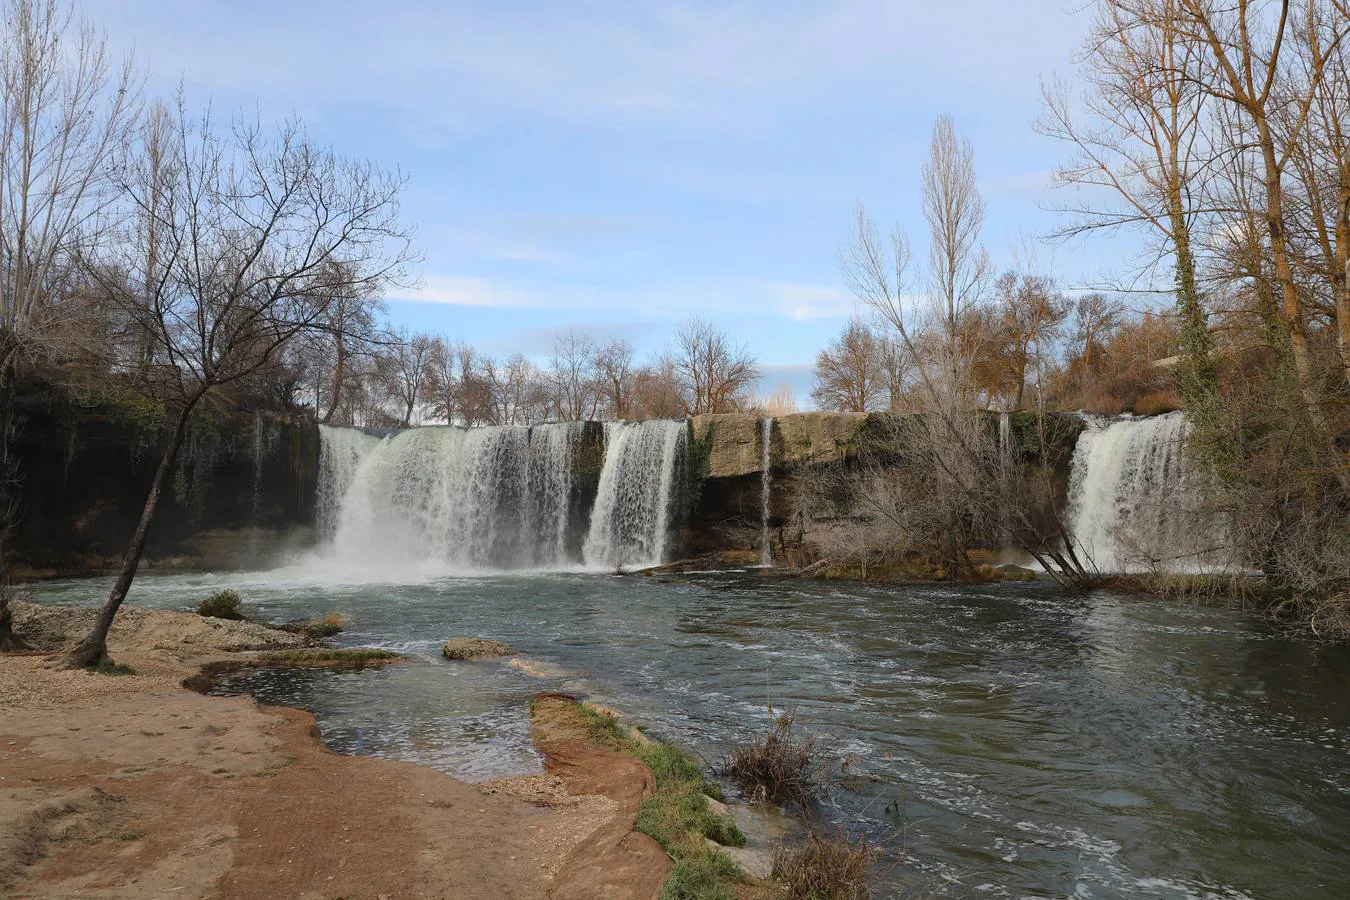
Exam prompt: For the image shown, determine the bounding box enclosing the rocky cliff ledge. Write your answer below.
[691,412,867,478]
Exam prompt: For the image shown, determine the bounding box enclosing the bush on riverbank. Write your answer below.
[197,590,244,620]
[720,710,825,810]
[773,829,882,899]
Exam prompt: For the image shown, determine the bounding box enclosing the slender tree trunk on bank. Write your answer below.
[64,397,198,668]
[1336,179,1350,388]
[322,337,346,424]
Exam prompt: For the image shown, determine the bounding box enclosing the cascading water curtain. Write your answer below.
[1066,412,1233,573]
[583,420,688,570]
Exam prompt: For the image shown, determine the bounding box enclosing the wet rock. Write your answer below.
[442,637,516,660]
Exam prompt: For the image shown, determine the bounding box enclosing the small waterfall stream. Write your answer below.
[1066,412,1229,573]
[759,417,773,566]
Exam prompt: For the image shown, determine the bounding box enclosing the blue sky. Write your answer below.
[85,0,1123,401]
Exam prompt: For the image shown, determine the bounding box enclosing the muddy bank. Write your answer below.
[0,605,674,899]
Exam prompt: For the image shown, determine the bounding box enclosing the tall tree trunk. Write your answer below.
[1257,125,1320,404]
[321,337,346,424]
[1336,172,1350,388]
[1169,180,1216,406]
[64,400,197,668]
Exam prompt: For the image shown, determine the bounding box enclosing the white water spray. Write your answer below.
[1066,413,1230,573]
[583,420,687,570]
[318,423,582,571]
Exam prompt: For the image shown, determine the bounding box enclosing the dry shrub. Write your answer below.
[1132,391,1181,416]
[773,829,883,899]
[719,710,825,809]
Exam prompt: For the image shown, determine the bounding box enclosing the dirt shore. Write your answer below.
[0,603,652,899]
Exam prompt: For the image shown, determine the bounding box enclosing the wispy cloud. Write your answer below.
[765,283,857,322]
[397,276,538,307]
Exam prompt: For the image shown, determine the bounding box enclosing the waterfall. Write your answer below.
[317,425,381,539]
[583,420,687,570]
[317,423,583,571]
[1066,412,1229,573]
[759,416,773,566]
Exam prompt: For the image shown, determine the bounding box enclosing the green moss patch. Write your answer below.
[573,704,750,899]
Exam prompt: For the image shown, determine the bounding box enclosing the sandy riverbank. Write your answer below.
[0,602,657,899]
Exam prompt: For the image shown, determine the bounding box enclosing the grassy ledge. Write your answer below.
[571,703,753,900]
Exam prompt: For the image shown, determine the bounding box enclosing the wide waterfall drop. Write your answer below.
[583,420,687,570]
[1066,412,1229,573]
[317,423,583,572]
[759,417,773,566]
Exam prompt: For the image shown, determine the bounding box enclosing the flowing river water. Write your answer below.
[33,571,1350,898]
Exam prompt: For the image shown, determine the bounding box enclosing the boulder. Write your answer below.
[442,637,516,660]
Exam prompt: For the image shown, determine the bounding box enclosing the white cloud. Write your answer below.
[396,275,867,320]
[765,283,857,322]
[397,276,538,307]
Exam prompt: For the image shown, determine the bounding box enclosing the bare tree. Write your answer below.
[1039,0,1219,409]
[546,329,600,421]
[844,121,1095,585]
[923,113,990,399]
[1284,2,1350,385]
[65,102,413,667]
[811,318,888,411]
[991,271,1071,409]
[594,338,635,419]
[317,270,385,424]
[1073,293,1127,376]
[489,352,547,425]
[670,316,759,415]
[630,358,685,419]
[377,328,434,427]
[0,0,137,647]
[1175,0,1347,422]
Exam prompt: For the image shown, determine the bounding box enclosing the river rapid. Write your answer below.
[34,571,1350,899]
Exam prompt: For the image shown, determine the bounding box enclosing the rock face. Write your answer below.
[10,382,318,576]
[691,411,867,479]
[775,412,867,466]
[691,414,764,478]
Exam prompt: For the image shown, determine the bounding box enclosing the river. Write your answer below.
[33,571,1350,898]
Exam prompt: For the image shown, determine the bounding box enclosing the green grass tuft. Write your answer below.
[197,590,244,620]
[661,851,741,900]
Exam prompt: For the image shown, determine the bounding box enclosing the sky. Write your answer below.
[82,0,1122,403]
